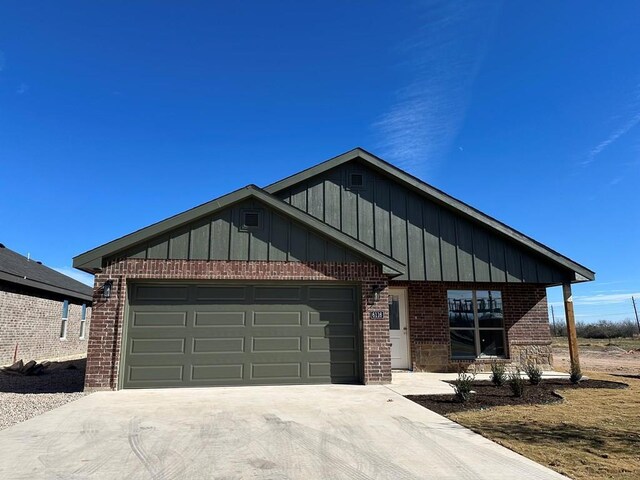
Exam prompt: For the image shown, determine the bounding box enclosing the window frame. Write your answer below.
[239,209,263,231]
[448,290,506,360]
[60,300,69,340]
[79,303,87,339]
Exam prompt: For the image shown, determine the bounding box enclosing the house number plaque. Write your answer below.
[369,310,384,319]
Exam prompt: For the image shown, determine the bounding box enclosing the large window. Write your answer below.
[448,290,505,359]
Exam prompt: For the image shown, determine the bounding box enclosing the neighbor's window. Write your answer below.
[79,304,87,339]
[60,300,69,340]
[448,290,505,359]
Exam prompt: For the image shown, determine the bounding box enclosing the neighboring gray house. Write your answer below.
[74,148,593,390]
[0,244,93,365]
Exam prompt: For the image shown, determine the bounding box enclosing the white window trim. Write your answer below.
[60,300,69,340]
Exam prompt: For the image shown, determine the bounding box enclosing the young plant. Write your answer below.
[524,363,543,385]
[570,362,582,384]
[508,369,526,397]
[452,370,475,403]
[490,361,507,387]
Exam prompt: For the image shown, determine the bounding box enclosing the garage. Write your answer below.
[122,283,361,388]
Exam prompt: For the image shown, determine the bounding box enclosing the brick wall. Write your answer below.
[0,282,91,365]
[86,259,390,390]
[392,281,552,372]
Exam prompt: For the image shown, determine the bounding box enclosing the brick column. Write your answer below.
[361,279,391,384]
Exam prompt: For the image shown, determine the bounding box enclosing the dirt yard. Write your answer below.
[552,337,640,375]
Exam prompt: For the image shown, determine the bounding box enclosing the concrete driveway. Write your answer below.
[0,385,567,479]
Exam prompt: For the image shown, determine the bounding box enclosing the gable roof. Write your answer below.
[0,245,93,302]
[73,185,405,275]
[265,147,594,283]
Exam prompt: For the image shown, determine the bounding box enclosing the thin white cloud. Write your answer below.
[582,84,640,166]
[374,1,501,174]
[573,292,640,306]
[53,267,94,287]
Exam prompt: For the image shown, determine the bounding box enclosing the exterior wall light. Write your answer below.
[371,284,384,303]
[103,280,113,299]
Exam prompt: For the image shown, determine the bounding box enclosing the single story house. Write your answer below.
[1,244,93,365]
[73,148,593,390]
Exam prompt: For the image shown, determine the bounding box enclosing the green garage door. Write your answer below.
[122,283,361,388]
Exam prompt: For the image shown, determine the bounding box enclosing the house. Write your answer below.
[73,148,594,390]
[0,244,93,365]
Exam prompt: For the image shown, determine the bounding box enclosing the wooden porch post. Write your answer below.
[562,282,581,371]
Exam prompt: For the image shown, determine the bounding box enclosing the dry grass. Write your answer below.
[448,372,640,479]
[552,336,640,351]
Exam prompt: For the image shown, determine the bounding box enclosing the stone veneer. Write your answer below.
[391,281,553,372]
[85,259,390,390]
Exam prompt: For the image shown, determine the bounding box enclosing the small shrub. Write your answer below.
[524,363,543,385]
[508,369,526,397]
[570,362,582,384]
[490,361,507,387]
[452,370,475,402]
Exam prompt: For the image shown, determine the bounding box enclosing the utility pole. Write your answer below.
[632,296,640,335]
[551,305,557,336]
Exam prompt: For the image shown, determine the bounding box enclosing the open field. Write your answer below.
[553,337,640,375]
[447,372,640,480]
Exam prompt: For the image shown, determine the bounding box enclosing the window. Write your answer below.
[240,209,262,231]
[448,290,505,359]
[348,172,366,190]
[60,300,69,339]
[79,304,87,339]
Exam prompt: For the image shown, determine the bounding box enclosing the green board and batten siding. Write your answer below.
[275,162,571,283]
[123,283,361,388]
[117,199,363,264]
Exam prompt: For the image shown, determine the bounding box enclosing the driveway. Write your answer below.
[0,385,567,479]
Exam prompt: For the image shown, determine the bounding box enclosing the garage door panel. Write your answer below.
[128,365,184,382]
[251,363,301,380]
[132,311,187,327]
[308,362,357,379]
[252,337,301,352]
[194,311,246,327]
[309,311,355,326]
[132,285,189,302]
[195,286,247,302]
[308,286,355,301]
[130,338,186,354]
[124,283,360,388]
[252,311,302,326]
[308,336,356,352]
[190,364,244,382]
[253,286,302,301]
[192,337,245,354]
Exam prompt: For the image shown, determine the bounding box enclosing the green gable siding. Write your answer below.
[275,161,571,283]
[111,199,364,264]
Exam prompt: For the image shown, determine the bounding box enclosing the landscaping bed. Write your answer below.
[0,358,88,431]
[407,378,627,416]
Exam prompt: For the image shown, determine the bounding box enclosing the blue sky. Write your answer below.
[1,2,638,324]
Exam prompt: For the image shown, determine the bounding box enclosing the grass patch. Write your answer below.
[552,336,640,351]
[445,373,640,480]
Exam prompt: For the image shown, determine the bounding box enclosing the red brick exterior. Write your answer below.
[392,281,552,372]
[85,259,390,390]
[0,282,91,365]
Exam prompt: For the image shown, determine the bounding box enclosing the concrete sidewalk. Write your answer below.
[0,384,568,479]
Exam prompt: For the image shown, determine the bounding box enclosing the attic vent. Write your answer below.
[36,261,42,265]
[240,209,263,231]
[348,172,365,189]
